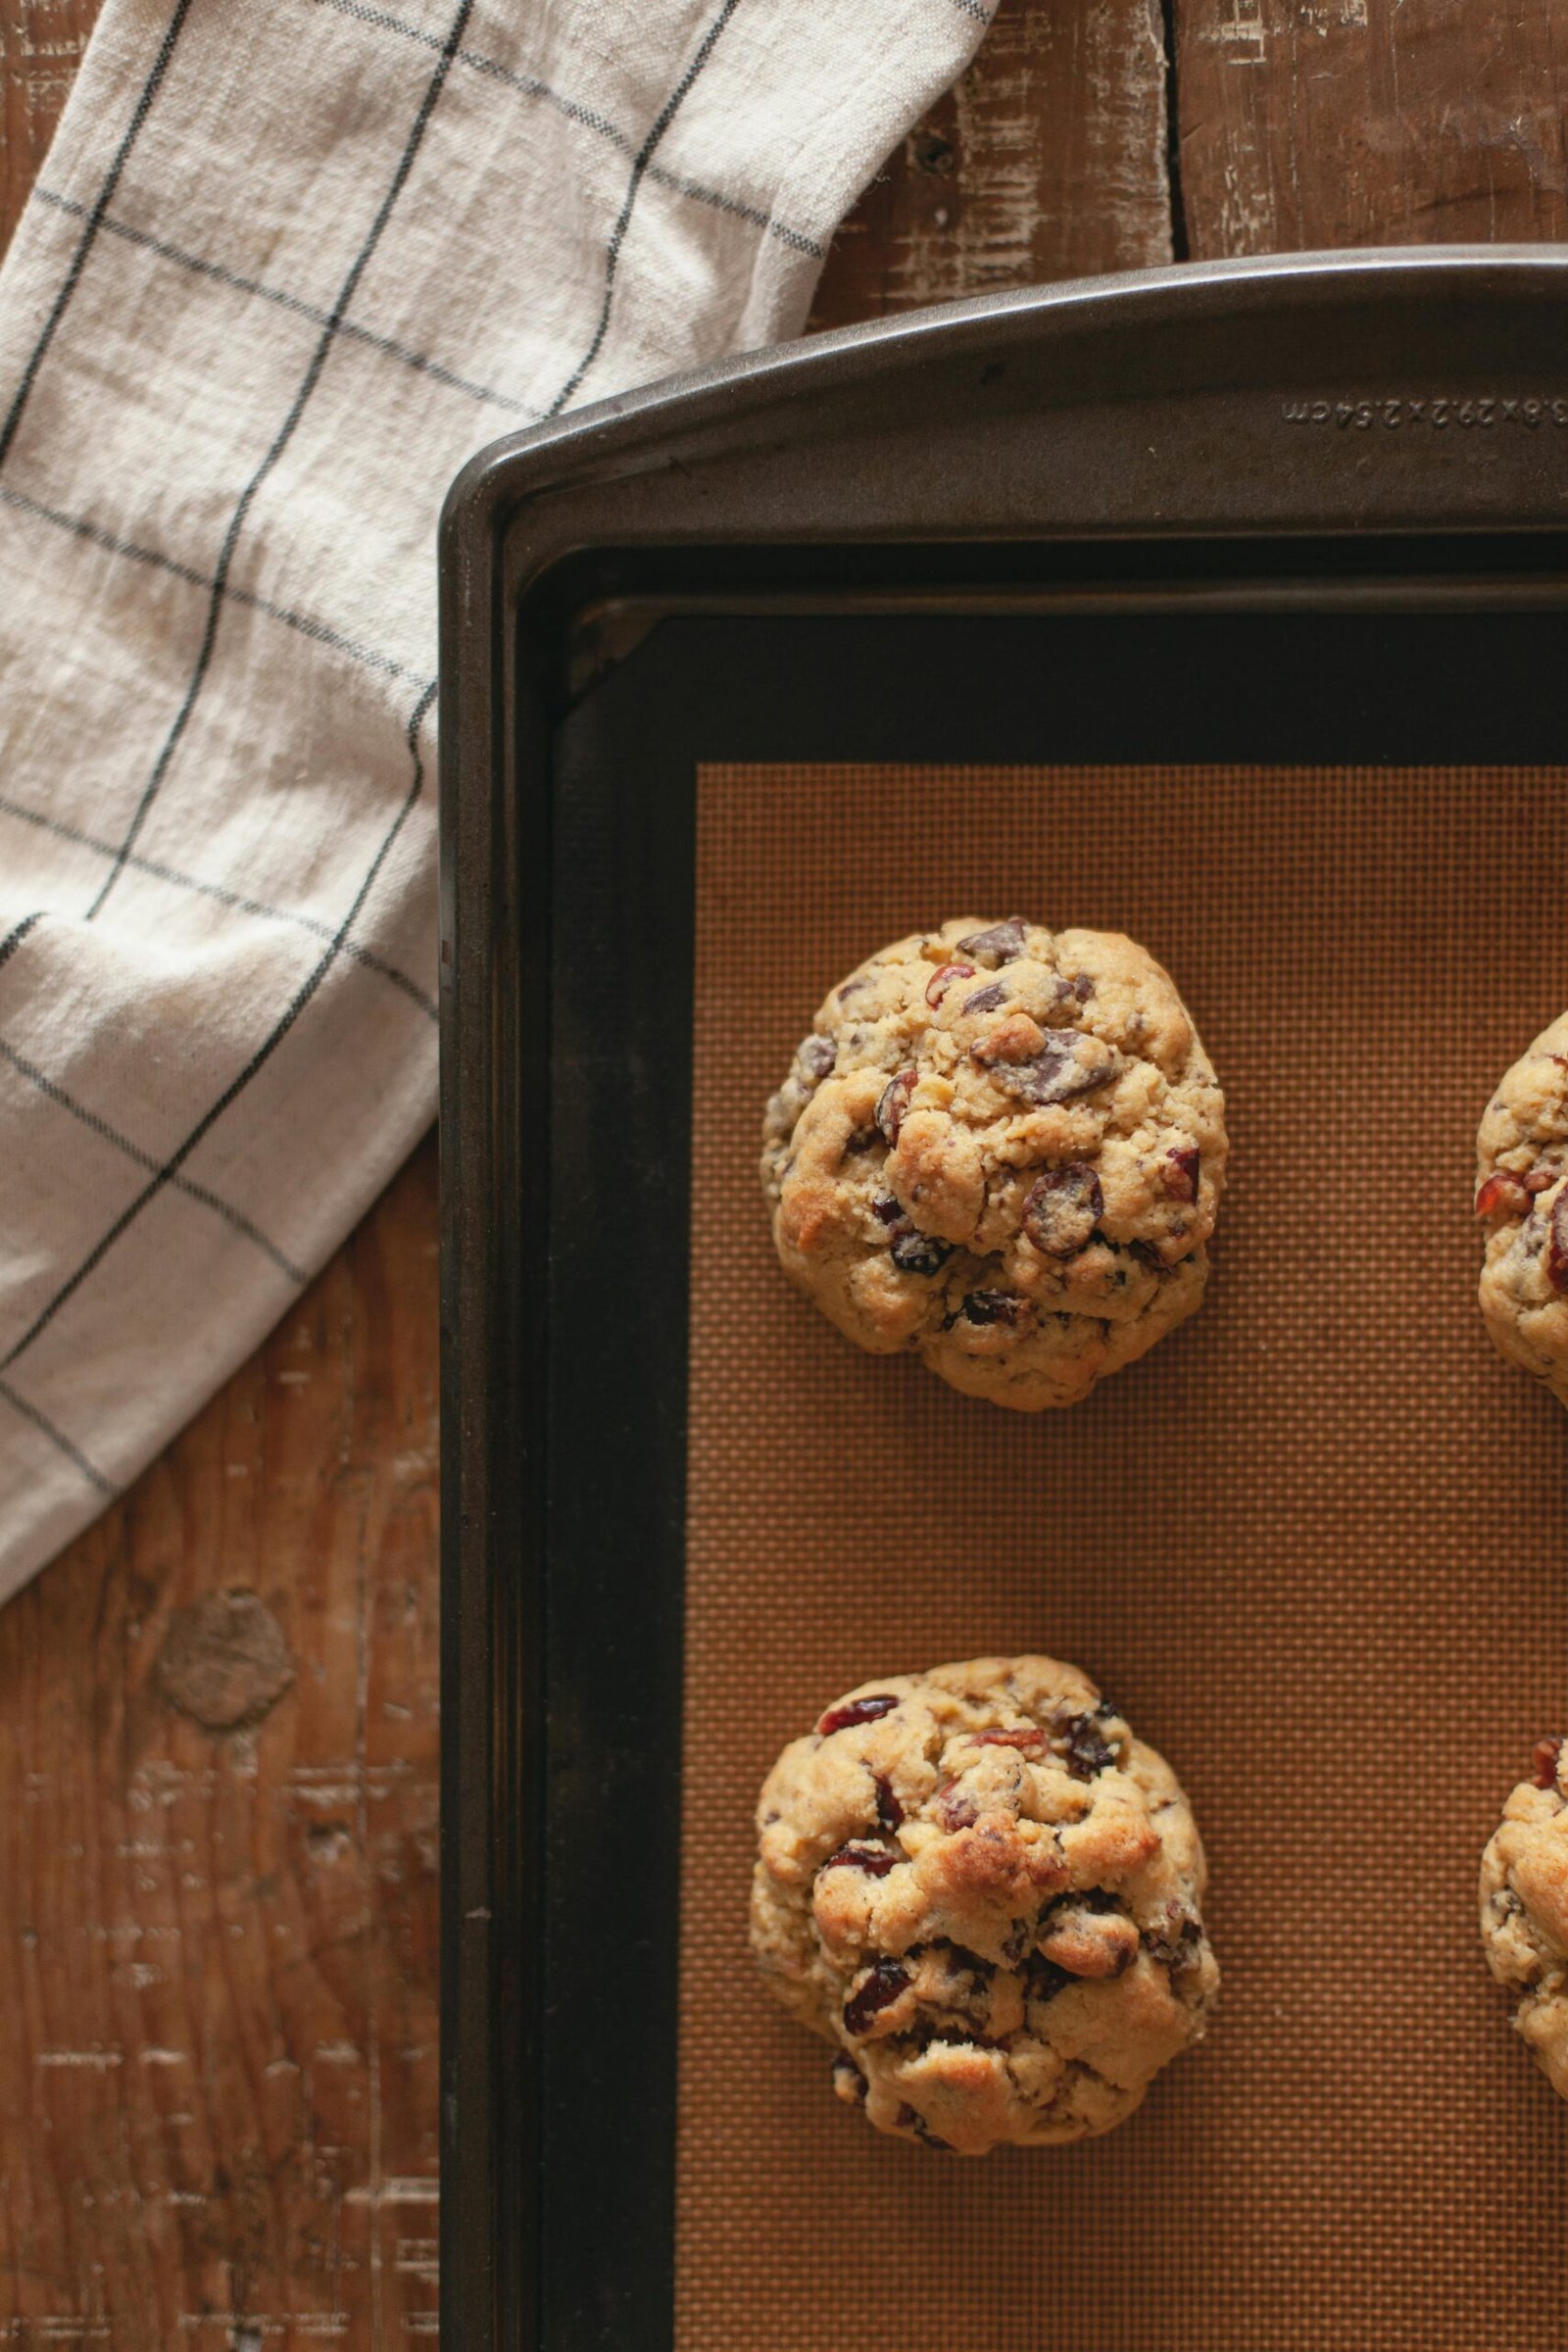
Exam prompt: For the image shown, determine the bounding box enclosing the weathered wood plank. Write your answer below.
[1,12,445,2342]
[0,1141,442,2344]
[1172,0,1568,256]
[809,0,1173,331]
[0,0,97,262]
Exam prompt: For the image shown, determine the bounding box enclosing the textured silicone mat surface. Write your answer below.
[677,763,1566,2352]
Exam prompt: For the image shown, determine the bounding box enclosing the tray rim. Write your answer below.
[438,245,1568,2352]
[442,241,1568,552]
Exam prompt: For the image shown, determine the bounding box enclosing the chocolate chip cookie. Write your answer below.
[761,918,1226,1408]
[1479,1736,1568,2100]
[750,1654,1218,2154]
[1475,1011,1568,1404]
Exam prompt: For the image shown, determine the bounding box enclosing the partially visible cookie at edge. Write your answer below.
[1475,1010,1568,1405]
[760,917,1227,1409]
[750,1654,1218,2155]
[1479,1734,1568,2100]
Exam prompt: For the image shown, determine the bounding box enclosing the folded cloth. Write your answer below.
[0,0,993,1598]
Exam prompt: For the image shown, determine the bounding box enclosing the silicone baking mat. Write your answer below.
[677,762,1566,2352]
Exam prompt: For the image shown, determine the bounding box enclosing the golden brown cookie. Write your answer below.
[1479,1734,1568,2100]
[750,1654,1218,2154]
[1475,1011,1568,1404]
[761,918,1226,1408]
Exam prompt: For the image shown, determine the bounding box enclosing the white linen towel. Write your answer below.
[0,0,994,1599]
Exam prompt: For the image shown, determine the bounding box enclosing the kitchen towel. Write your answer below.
[0,0,995,1597]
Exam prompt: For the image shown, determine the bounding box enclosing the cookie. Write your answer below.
[1475,1011,1568,1404]
[750,1654,1218,2153]
[1479,1735,1568,2101]
[761,918,1226,1409]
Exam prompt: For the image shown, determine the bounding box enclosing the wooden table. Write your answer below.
[2,1,1564,2339]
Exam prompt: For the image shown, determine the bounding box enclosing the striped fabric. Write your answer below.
[0,0,994,1597]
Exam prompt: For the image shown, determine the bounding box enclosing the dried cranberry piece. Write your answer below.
[956,918,1029,968]
[831,2053,867,2103]
[992,1032,1118,1108]
[843,1957,909,2037]
[925,961,975,1008]
[1525,1165,1558,1194]
[876,1067,917,1146]
[873,1189,952,1274]
[933,1776,978,1830]
[960,1290,1025,1327]
[895,2101,953,2151]
[968,1727,1047,1751]
[873,1774,904,1831]
[798,1034,836,1082]
[890,1227,953,1276]
[1062,1712,1116,1780]
[842,1127,879,1157]
[1021,1163,1103,1256]
[1072,972,1095,1003]
[822,1842,899,1879]
[1532,1736,1565,1789]
[818,1693,900,1737]
[1162,1145,1200,1201]
[1475,1170,1530,1219]
[961,980,1009,1015]
[1548,1196,1568,1294]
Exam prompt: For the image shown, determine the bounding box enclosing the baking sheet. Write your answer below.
[678,761,1566,2352]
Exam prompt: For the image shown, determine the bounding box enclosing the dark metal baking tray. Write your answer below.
[437,246,1568,2352]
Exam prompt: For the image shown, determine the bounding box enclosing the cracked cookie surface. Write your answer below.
[1480,1736,1568,2101]
[750,1654,1218,2154]
[1475,1011,1568,1405]
[761,918,1226,1409]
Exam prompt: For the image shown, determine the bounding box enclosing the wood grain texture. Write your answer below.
[1172,0,1568,256]
[0,0,97,258]
[809,0,1172,331]
[0,1141,441,2347]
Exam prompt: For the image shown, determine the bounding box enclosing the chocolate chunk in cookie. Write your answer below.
[751,1654,1218,2155]
[761,917,1227,1409]
[1479,1737,1568,2100]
